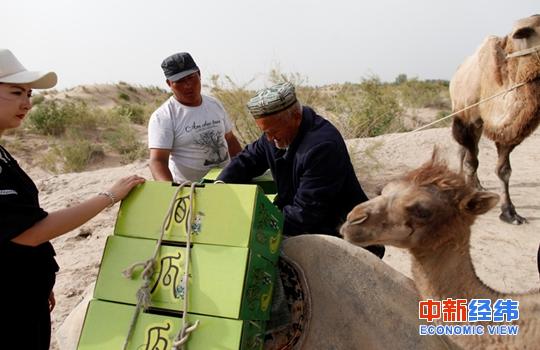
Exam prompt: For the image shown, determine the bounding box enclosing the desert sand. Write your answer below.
[23,126,539,349]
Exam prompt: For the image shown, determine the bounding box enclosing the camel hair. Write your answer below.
[341,153,540,350]
[449,14,540,224]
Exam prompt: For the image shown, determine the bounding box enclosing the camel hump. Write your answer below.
[281,235,459,350]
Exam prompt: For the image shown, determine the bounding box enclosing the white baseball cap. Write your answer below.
[0,49,57,89]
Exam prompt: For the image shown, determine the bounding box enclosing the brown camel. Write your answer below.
[341,153,540,349]
[449,14,540,224]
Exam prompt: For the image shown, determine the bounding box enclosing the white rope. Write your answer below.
[505,44,540,59]
[122,182,199,350]
[172,181,200,350]
[407,80,528,134]
[393,45,540,138]
[173,319,200,348]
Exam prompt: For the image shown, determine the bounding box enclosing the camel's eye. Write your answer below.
[407,204,433,220]
[512,26,534,39]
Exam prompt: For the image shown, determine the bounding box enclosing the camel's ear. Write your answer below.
[430,146,441,163]
[460,191,500,215]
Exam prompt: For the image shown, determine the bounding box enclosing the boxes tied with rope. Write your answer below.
[77,181,284,350]
[115,182,282,262]
[78,300,266,350]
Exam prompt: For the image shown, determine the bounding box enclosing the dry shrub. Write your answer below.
[208,70,408,143]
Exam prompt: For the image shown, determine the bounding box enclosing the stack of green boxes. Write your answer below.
[77,182,283,350]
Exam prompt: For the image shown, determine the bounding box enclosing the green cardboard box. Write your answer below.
[115,182,282,262]
[78,300,264,350]
[94,235,276,320]
[203,168,277,194]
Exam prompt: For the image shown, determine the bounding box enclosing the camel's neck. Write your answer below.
[410,227,539,349]
[483,77,540,145]
[410,229,501,302]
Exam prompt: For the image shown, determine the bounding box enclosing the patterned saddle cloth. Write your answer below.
[263,257,309,350]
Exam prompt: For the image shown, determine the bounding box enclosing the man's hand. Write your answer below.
[49,291,56,312]
[225,132,242,157]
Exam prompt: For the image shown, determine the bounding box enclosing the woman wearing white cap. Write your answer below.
[0,49,145,349]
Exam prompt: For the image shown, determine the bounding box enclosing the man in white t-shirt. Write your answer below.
[148,52,242,182]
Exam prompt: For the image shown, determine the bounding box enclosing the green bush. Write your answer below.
[325,78,403,138]
[396,78,450,109]
[28,100,102,136]
[118,92,130,101]
[112,103,146,125]
[61,140,103,172]
[103,123,146,162]
[267,68,328,108]
[208,69,332,146]
[28,100,70,135]
[24,77,450,174]
[207,74,259,146]
[38,146,61,173]
[355,77,403,137]
[64,101,100,132]
[436,110,453,127]
[143,85,168,96]
[31,94,45,106]
[208,70,409,143]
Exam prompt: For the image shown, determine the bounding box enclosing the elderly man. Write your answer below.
[218,82,384,257]
[148,52,242,182]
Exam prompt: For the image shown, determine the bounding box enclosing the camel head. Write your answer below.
[506,14,540,83]
[510,14,540,50]
[341,152,500,250]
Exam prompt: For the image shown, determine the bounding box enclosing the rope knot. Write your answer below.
[172,320,200,349]
[122,181,199,350]
[121,258,155,280]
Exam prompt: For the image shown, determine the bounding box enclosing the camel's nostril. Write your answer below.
[349,215,368,226]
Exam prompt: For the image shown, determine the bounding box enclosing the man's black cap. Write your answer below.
[161,52,199,82]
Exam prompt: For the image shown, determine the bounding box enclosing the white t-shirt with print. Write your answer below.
[148,95,233,182]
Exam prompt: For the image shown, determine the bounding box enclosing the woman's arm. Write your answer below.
[11,175,145,246]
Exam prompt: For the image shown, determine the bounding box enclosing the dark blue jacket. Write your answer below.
[218,106,368,236]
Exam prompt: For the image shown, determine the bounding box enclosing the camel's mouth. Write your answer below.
[340,220,376,246]
[340,215,368,238]
[348,216,368,226]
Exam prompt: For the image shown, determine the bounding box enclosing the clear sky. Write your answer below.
[2,0,538,90]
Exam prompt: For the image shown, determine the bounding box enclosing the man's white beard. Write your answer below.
[274,140,288,150]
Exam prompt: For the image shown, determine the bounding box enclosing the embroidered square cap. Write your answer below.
[0,49,57,89]
[161,52,200,82]
[247,82,297,118]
